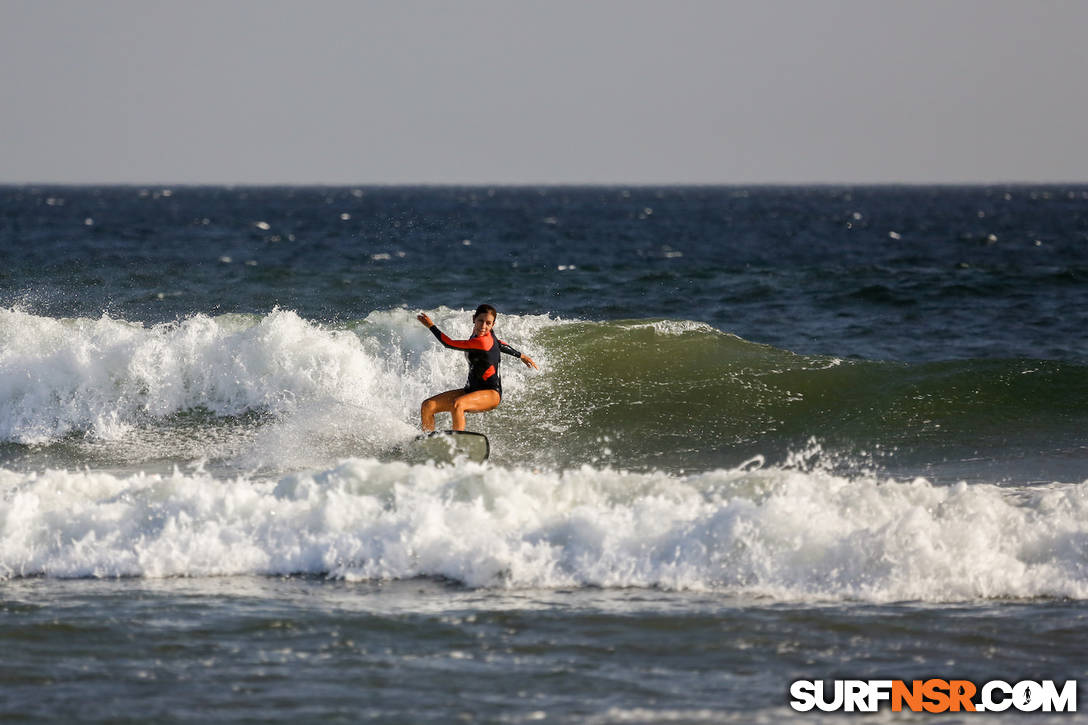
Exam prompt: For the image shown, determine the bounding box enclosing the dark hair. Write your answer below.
[473,303,498,320]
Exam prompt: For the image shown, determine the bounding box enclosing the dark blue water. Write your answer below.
[4,185,1086,361]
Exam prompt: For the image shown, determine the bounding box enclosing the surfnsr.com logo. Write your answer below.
[789,679,1077,713]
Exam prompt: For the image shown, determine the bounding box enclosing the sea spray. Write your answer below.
[0,308,374,442]
[0,307,550,448]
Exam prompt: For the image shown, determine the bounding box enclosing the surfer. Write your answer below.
[416,304,538,432]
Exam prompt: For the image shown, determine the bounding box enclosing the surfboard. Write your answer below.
[404,430,490,464]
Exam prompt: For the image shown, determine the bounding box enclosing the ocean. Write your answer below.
[1,185,1086,722]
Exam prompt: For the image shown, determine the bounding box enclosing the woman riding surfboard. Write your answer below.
[416,304,538,432]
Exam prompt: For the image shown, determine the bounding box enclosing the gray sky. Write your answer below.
[3,0,1087,184]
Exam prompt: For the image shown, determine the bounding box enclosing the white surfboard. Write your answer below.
[405,430,490,464]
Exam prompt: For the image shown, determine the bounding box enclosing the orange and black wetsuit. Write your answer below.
[427,325,523,398]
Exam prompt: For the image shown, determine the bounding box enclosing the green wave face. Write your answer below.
[497,319,1088,479]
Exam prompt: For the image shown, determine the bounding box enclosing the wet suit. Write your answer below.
[428,325,523,398]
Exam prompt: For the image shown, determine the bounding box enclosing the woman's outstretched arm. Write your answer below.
[417,313,490,351]
[497,338,538,369]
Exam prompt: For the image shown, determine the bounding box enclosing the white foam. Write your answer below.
[620,319,719,336]
[2,458,1086,602]
[0,307,553,449]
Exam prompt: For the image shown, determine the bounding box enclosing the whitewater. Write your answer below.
[5,457,1088,603]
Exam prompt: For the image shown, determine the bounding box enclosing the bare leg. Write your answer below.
[420,389,501,431]
[449,389,501,431]
[421,389,463,432]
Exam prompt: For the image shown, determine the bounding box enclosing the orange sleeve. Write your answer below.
[430,326,491,351]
